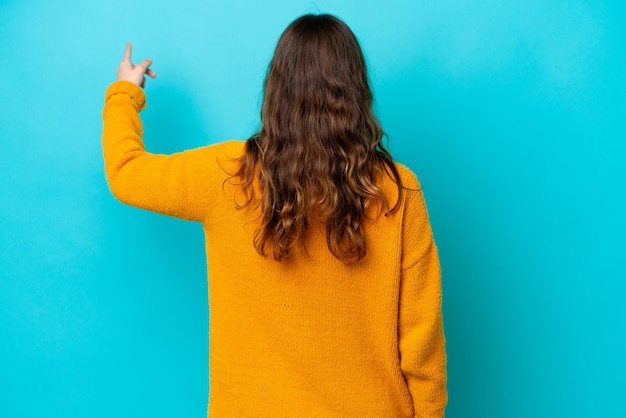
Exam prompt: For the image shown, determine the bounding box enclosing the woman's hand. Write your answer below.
[116,42,156,88]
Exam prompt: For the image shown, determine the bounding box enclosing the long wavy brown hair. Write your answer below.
[234,14,403,264]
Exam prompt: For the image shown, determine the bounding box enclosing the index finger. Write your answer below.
[122,42,132,62]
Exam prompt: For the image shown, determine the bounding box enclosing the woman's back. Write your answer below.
[103,13,446,418]
[203,143,444,417]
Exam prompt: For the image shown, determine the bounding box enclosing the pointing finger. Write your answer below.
[123,42,132,62]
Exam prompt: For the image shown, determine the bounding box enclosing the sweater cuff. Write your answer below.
[104,80,146,112]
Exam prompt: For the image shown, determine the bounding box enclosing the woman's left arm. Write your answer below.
[102,44,211,222]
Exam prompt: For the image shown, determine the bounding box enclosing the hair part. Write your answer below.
[234,14,403,264]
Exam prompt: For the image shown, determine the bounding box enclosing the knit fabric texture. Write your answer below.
[102,80,447,417]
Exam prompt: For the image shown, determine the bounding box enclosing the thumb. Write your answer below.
[137,58,153,72]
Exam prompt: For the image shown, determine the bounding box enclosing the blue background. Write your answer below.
[1,0,624,416]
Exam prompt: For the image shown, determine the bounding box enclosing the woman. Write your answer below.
[103,14,446,418]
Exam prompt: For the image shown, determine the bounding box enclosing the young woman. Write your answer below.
[103,13,446,418]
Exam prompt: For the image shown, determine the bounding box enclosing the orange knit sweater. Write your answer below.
[102,81,447,417]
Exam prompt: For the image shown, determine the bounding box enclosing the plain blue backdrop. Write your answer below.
[1,0,624,417]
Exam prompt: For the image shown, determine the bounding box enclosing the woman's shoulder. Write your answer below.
[393,163,422,191]
[206,139,246,156]
[189,140,246,167]
[203,140,247,177]
[173,140,246,183]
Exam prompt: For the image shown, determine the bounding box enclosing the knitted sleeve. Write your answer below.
[398,174,447,418]
[102,81,214,222]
